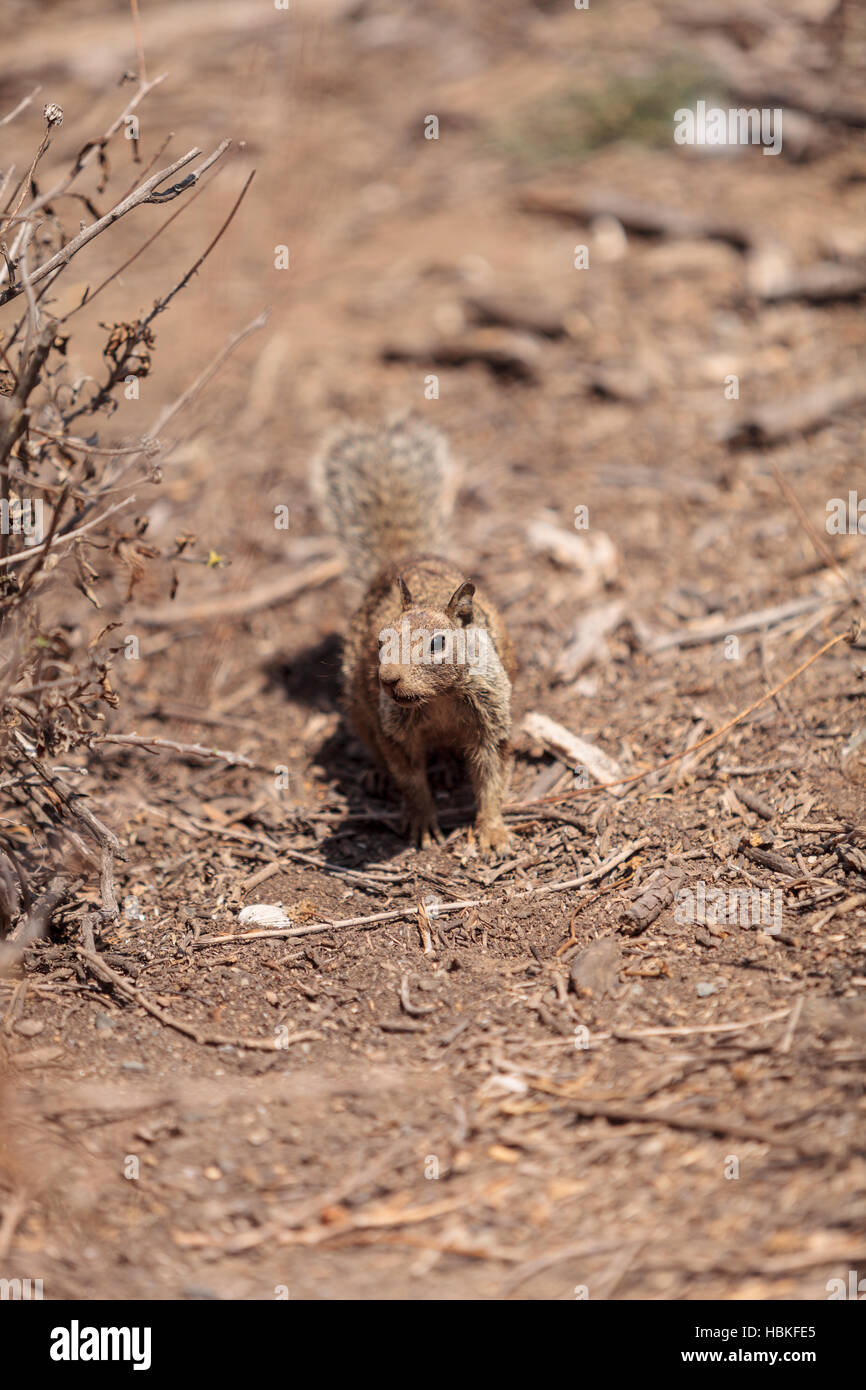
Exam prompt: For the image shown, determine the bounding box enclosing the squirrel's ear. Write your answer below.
[397,576,413,609]
[447,579,475,625]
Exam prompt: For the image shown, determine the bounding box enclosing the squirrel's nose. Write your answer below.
[379,666,401,689]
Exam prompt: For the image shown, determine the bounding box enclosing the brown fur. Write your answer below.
[315,420,516,852]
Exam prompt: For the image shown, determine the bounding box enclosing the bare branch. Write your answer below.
[14,734,124,854]
[25,425,157,457]
[0,140,231,306]
[0,87,42,129]
[63,162,219,320]
[111,308,269,487]
[0,104,63,243]
[0,875,72,974]
[0,73,167,253]
[129,0,148,86]
[0,80,254,984]
[0,495,135,569]
[141,169,254,328]
[150,308,270,441]
[0,321,56,558]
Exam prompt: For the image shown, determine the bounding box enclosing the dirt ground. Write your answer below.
[2,0,866,1300]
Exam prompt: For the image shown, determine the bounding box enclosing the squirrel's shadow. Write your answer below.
[267,634,475,867]
[265,633,342,712]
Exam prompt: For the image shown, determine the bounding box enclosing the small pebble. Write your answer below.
[697,982,717,997]
[14,1018,44,1037]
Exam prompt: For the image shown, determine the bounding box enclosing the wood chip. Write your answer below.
[554,601,625,683]
[569,937,621,999]
[751,259,866,305]
[526,520,618,594]
[619,868,684,935]
[735,785,775,820]
[463,290,565,339]
[523,712,627,797]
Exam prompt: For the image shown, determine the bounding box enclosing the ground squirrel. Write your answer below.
[313,415,516,852]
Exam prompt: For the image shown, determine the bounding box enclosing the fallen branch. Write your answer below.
[518,628,852,807]
[519,186,752,251]
[76,947,318,1050]
[93,733,255,769]
[726,71,866,131]
[611,1005,793,1041]
[647,594,834,652]
[722,377,866,447]
[383,329,540,381]
[132,555,342,628]
[463,290,566,338]
[752,260,866,306]
[529,1080,824,1156]
[193,836,651,947]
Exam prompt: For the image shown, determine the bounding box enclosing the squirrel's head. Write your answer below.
[377,578,488,705]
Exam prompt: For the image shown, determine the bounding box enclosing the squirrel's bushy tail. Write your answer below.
[312,415,457,584]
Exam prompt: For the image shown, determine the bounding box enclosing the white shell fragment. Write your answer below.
[238,904,291,928]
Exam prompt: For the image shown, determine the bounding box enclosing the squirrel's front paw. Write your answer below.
[476,817,511,856]
[402,809,444,850]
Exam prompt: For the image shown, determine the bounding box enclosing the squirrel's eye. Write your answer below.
[430,634,446,655]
